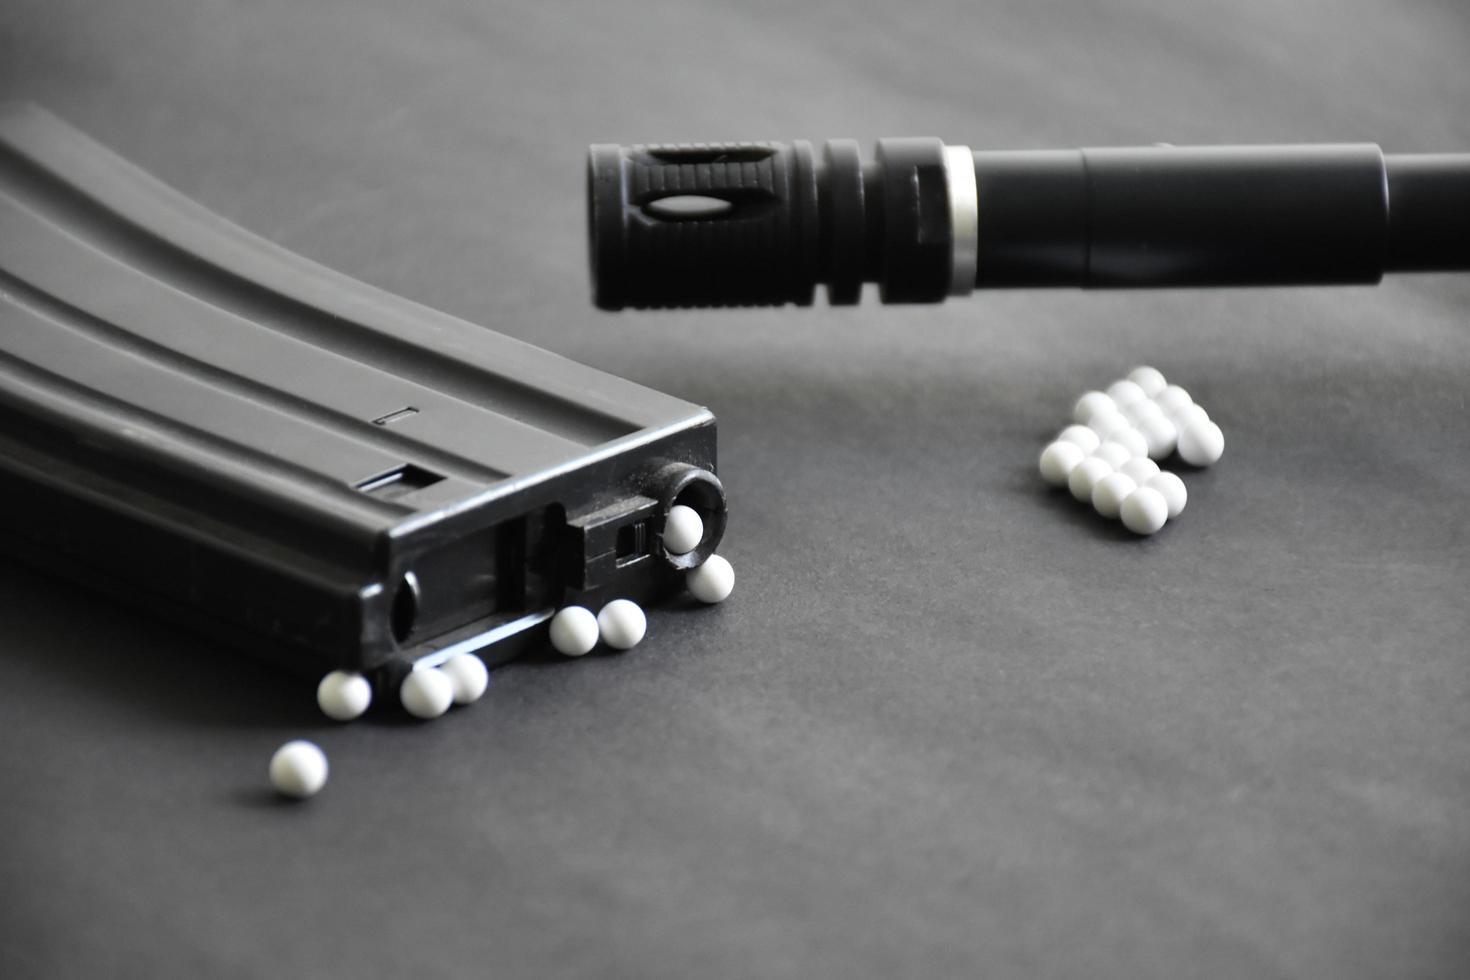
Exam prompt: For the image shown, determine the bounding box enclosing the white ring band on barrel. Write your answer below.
[943,144,978,296]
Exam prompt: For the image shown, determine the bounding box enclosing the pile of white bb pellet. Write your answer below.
[1039,366,1224,536]
[269,508,739,799]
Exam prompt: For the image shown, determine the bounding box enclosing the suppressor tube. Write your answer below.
[587,139,1470,309]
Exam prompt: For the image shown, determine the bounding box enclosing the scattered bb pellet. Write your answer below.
[270,740,328,800]
[316,670,371,722]
[598,599,647,650]
[688,554,735,604]
[549,606,599,656]
[399,667,454,720]
[441,653,489,705]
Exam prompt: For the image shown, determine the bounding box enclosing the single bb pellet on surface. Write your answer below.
[316,670,371,722]
[598,599,647,650]
[688,554,735,604]
[400,667,454,719]
[441,653,489,705]
[269,740,328,799]
[549,606,599,656]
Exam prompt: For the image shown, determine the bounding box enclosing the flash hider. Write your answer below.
[588,139,1470,309]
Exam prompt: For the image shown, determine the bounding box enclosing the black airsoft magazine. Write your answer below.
[0,104,726,685]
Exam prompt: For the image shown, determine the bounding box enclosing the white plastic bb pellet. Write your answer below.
[598,599,647,651]
[1127,366,1168,397]
[663,505,703,555]
[1177,419,1225,467]
[1119,456,1161,486]
[1087,411,1133,441]
[1105,427,1149,460]
[1040,440,1086,487]
[269,740,328,799]
[1123,398,1165,425]
[1137,414,1178,460]
[441,653,489,705]
[1091,471,1138,519]
[1105,379,1147,409]
[1068,456,1114,503]
[316,670,371,722]
[1147,471,1188,518]
[1121,487,1170,535]
[1072,391,1116,424]
[1092,441,1133,470]
[1057,424,1101,455]
[1170,403,1210,430]
[688,554,735,604]
[1153,384,1193,417]
[549,606,600,656]
[399,667,454,720]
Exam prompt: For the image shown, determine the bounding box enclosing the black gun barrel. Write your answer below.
[587,140,1470,309]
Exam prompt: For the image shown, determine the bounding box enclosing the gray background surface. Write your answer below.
[2,1,1468,977]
